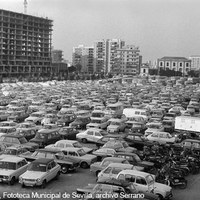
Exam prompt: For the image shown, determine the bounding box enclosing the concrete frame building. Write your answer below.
[72,45,94,74]
[157,57,191,75]
[189,55,200,71]
[115,45,141,75]
[0,9,53,77]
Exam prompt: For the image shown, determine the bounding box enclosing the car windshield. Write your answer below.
[122,142,129,148]
[3,149,17,155]
[28,163,47,172]
[31,113,43,117]
[0,161,16,170]
[110,121,120,126]
[134,154,141,162]
[35,133,46,139]
[19,137,28,144]
[77,149,86,156]
[0,128,8,133]
[146,175,154,185]
[73,142,82,148]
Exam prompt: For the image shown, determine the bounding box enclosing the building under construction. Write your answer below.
[0,9,53,78]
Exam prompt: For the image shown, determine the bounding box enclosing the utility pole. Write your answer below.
[24,0,28,14]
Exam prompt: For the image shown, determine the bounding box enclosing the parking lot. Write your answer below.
[0,77,200,200]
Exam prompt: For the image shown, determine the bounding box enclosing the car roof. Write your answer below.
[114,152,138,156]
[102,157,127,162]
[38,148,61,153]
[32,158,54,164]
[37,129,60,133]
[1,134,23,138]
[0,156,25,162]
[106,163,133,168]
[61,147,82,151]
[56,140,77,144]
[119,169,150,176]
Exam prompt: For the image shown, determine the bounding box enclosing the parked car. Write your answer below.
[0,134,39,152]
[25,111,46,125]
[92,148,117,161]
[86,117,109,129]
[77,178,158,200]
[58,127,79,140]
[124,132,154,151]
[45,139,93,154]
[76,128,105,143]
[90,157,130,176]
[146,132,177,144]
[41,113,58,126]
[19,158,61,188]
[107,118,127,133]
[97,163,143,183]
[114,152,154,173]
[15,129,36,141]
[29,128,61,148]
[116,170,172,200]
[0,156,29,185]
[59,147,97,169]
[144,122,164,137]
[69,115,91,129]
[20,148,79,174]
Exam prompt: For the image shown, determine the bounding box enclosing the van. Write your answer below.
[97,163,143,183]
[116,169,172,200]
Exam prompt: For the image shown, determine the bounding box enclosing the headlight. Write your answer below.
[3,175,9,180]
[19,177,23,182]
[36,178,41,182]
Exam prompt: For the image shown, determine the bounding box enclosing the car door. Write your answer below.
[134,176,149,192]
[50,161,58,180]
[46,163,53,182]
[86,130,93,142]
[100,167,112,180]
[94,131,102,142]
[16,160,28,178]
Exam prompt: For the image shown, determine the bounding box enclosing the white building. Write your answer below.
[189,55,200,71]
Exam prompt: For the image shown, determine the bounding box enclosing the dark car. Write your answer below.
[59,126,79,140]
[114,152,155,173]
[15,129,36,141]
[124,132,154,151]
[20,148,80,174]
[8,111,29,123]
[57,113,76,126]
[69,116,91,129]
[95,134,127,149]
[0,134,39,152]
[30,128,61,148]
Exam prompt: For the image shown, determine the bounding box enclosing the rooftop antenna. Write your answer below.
[24,0,27,14]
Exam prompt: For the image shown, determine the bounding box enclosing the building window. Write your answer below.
[185,62,189,67]
[179,62,183,67]
[159,61,163,67]
[173,62,176,67]
[143,69,146,73]
[166,62,170,67]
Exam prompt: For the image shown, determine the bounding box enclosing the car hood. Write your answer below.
[82,147,93,153]
[81,154,97,160]
[20,170,45,179]
[154,182,172,191]
[0,169,15,176]
[107,125,118,129]
[77,183,96,193]
[26,116,38,121]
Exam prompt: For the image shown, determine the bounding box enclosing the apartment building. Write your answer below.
[189,55,200,71]
[0,9,53,77]
[72,45,94,74]
[115,45,141,75]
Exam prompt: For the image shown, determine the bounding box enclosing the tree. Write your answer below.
[75,64,82,73]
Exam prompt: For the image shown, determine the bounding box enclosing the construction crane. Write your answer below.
[24,0,27,14]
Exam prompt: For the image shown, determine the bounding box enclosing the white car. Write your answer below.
[25,111,46,125]
[86,117,109,129]
[19,158,61,188]
[0,156,29,185]
[107,118,127,133]
[76,128,104,143]
[117,169,172,200]
[146,131,176,144]
[144,122,164,137]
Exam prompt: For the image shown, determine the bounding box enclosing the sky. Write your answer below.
[1,0,200,62]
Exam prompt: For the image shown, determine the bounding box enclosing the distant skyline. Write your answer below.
[1,0,200,62]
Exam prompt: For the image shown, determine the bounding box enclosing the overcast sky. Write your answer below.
[1,0,200,62]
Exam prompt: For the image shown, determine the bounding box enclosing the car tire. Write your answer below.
[61,166,69,174]
[82,138,87,143]
[156,194,163,200]
[80,162,89,169]
[9,177,16,185]
[21,183,26,188]
[41,180,46,189]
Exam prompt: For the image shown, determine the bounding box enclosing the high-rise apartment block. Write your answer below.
[0,9,53,77]
[52,49,63,63]
[116,45,141,75]
[189,55,200,71]
[72,45,94,74]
